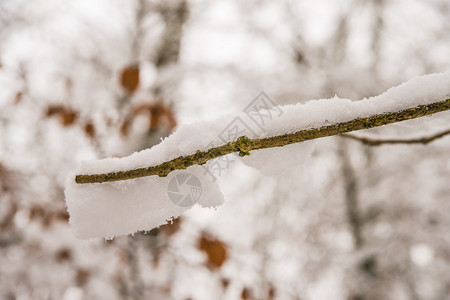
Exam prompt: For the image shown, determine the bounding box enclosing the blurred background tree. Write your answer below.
[0,0,449,299]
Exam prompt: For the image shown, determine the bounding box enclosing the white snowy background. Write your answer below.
[0,0,449,299]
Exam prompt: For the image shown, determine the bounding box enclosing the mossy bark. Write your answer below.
[76,98,450,184]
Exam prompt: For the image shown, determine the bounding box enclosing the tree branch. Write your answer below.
[76,98,450,184]
[341,128,450,146]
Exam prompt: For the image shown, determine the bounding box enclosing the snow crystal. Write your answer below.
[65,72,450,239]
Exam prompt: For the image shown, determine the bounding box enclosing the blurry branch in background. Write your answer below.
[342,128,450,146]
[153,0,188,68]
[338,140,363,249]
[115,2,190,299]
[75,98,450,184]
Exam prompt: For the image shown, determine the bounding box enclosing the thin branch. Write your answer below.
[76,98,450,184]
[341,128,450,146]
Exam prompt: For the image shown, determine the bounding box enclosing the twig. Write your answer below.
[76,98,450,184]
[341,129,450,146]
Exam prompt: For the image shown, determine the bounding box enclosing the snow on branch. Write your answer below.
[65,72,450,239]
[75,98,450,184]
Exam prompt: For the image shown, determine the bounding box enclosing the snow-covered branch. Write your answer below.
[66,72,450,239]
[75,98,450,184]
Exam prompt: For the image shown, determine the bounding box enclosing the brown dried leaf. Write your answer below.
[241,287,252,300]
[155,101,177,130]
[268,285,276,299]
[149,102,175,131]
[45,105,78,127]
[76,268,90,286]
[119,101,177,137]
[132,103,152,115]
[131,101,177,132]
[55,247,72,262]
[14,92,23,104]
[55,209,69,222]
[46,105,64,117]
[29,205,69,227]
[83,121,96,139]
[198,234,228,269]
[60,109,77,126]
[120,64,140,94]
